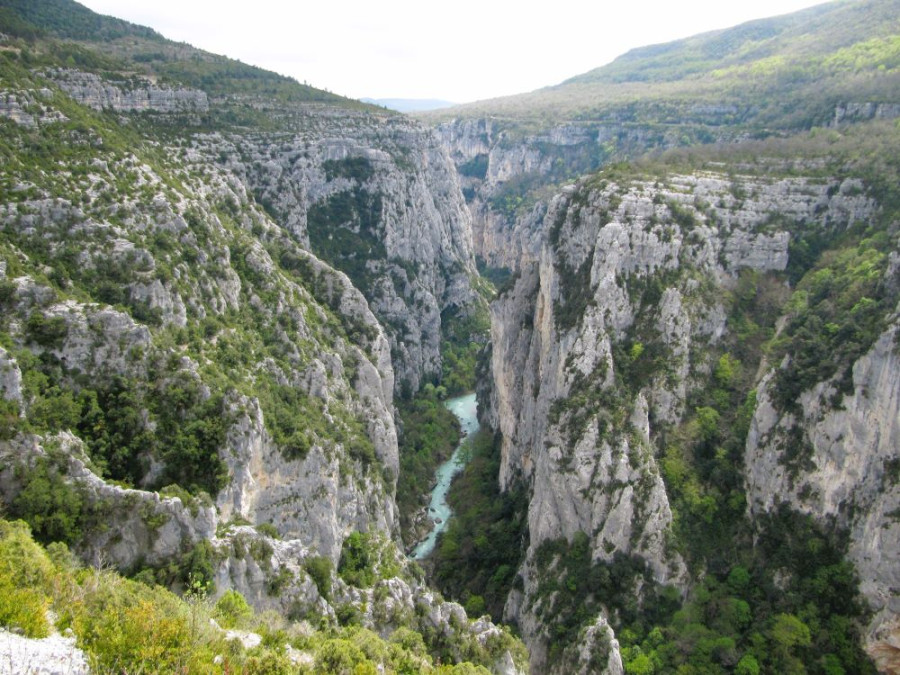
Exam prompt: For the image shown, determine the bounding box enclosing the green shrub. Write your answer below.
[323,157,375,182]
[242,647,294,675]
[71,574,219,674]
[338,531,376,588]
[440,306,490,396]
[463,595,486,617]
[10,458,85,545]
[314,637,370,673]
[307,187,385,291]
[0,398,21,440]
[0,579,50,638]
[0,520,54,637]
[179,541,216,593]
[214,589,253,629]
[255,522,280,539]
[305,555,333,601]
[459,154,489,179]
[25,312,68,348]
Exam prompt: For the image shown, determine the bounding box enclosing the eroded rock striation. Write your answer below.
[205,110,479,394]
[482,167,893,672]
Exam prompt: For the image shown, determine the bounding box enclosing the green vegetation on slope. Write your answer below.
[0,0,358,108]
[0,51,383,498]
[396,386,461,544]
[529,509,874,675]
[0,0,162,42]
[427,0,900,130]
[0,518,514,674]
[307,184,386,292]
[610,507,875,675]
[431,430,529,623]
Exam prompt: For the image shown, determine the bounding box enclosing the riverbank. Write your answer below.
[410,393,479,560]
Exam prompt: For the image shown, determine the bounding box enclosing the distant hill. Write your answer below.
[0,0,359,106]
[362,98,456,113]
[424,0,900,130]
[0,0,162,41]
[422,0,900,247]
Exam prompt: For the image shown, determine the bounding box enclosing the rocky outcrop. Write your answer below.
[0,88,66,127]
[745,321,900,657]
[0,628,89,675]
[17,66,478,397]
[833,102,900,125]
[565,615,624,675]
[201,112,479,394]
[0,432,217,568]
[0,346,23,405]
[218,392,396,561]
[45,69,208,113]
[0,109,522,672]
[484,169,879,671]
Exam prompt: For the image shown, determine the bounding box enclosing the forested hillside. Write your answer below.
[0,1,521,672]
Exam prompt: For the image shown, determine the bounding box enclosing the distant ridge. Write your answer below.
[362,98,456,113]
[420,0,900,126]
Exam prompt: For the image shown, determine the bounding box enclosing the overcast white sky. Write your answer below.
[79,0,828,103]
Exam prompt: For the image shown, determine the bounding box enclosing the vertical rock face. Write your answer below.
[47,69,209,113]
[218,388,397,561]
[483,169,884,671]
[745,323,900,650]
[0,346,23,404]
[205,112,479,394]
[434,116,747,274]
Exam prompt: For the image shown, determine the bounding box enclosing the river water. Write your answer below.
[410,392,479,560]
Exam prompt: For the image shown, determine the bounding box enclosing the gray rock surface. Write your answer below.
[0,629,89,675]
[0,347,23,405]
[46,69,208,113]
[484,170,880,671]
[0,88,66,127]
[745,322,900,654]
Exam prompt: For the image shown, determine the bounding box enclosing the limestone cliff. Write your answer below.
[0,49,522,673]
[745,311,900,657]
[483,166,888,672]
[207,111,479,394]
[47,68,209,114]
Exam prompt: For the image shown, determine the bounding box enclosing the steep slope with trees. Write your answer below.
[0,1,523,672]
[424,1,900,672]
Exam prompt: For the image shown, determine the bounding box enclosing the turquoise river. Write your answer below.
[411,392,479,559]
